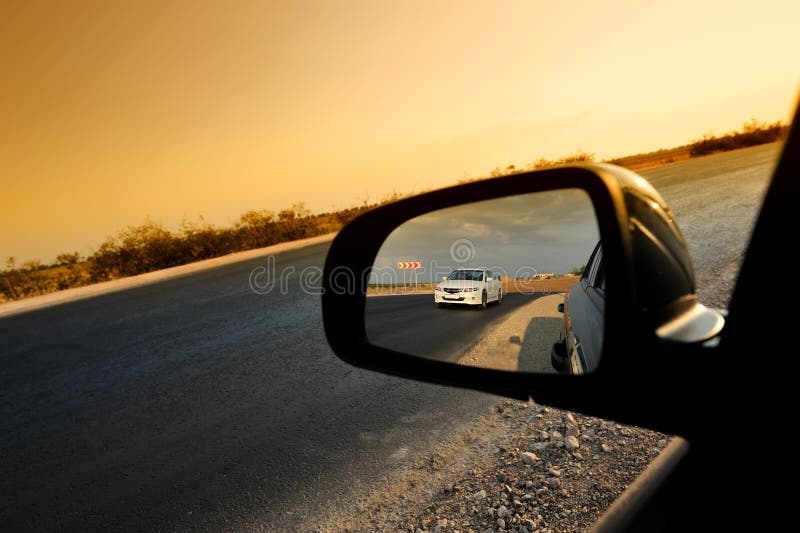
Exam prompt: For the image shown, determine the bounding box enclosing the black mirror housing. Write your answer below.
[322,164,723,435]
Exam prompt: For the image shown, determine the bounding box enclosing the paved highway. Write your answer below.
[365,293,549,363]
[0,143,779,530]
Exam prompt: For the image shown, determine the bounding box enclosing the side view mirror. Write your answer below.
[322,164,724,433]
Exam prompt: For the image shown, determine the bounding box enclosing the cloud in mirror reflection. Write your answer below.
[373,189,599,282]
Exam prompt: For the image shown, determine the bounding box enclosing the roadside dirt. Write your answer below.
[504,276,578,295]
[459,294,564,373]
[317,400,665,533]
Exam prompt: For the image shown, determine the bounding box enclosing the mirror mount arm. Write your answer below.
[654,302,725,345]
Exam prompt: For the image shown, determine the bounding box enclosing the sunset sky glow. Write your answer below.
[2,0,798,263]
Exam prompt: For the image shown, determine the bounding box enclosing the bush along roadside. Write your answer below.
[0,201,380,302]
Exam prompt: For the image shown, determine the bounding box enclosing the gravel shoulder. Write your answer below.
[317,401,666,533]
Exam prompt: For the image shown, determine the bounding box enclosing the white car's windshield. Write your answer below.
[448,270,483,281]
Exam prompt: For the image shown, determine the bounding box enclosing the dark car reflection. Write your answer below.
[552,241,604,374]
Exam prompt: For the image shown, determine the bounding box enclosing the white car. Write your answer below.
[434,268,503,309]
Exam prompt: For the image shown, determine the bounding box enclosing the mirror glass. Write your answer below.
[365,188,602,374]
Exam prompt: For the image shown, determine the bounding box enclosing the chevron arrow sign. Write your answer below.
[397,261,422,269]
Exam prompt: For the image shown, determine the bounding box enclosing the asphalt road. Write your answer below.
[0,143,780,530]
[365,293,548,363]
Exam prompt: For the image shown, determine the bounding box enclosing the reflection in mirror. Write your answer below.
[364,189,602,375]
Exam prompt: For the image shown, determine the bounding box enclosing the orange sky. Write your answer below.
[2,0,798,263]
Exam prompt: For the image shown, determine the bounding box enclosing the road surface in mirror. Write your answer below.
[365,189,601,374]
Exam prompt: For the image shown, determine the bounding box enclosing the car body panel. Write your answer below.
[561,242,605,374]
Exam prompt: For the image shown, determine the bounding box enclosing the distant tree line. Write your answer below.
[1,201,379,301]
[462,151,596,183]
[87,203,324,281]
[689,119,787,156]
[465,119,788,181]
